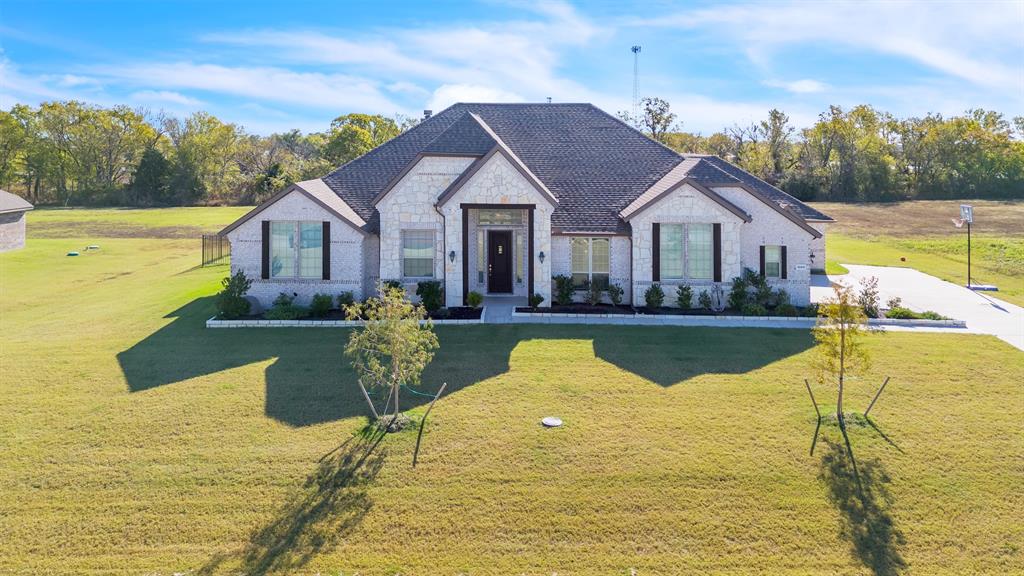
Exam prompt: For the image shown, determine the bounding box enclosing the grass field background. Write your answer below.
[1,207,1022,574]
[810,200,1024,305]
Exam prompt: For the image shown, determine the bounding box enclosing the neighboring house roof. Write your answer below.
[0,190,33,214]
[219,178,366,236]
[313,103,830,233]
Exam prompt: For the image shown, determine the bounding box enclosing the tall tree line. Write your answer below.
[0,101,414,206]
[2,99,1022,206]
[625,98,1024,201]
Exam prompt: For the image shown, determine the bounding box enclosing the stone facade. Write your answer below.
[376,156,475,296]
[551,235,632,303]
[0,211,27,252]
[809,222,829,272]
[226,190,368,307]
[628,183,744,306]
[716,186,816,305]
[437,153,554,307]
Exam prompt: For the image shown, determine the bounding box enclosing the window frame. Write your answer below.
[686,223,714,280]
[764,244,783,279]
[570,237,610,290]
[401,229,436,279]
[269,220,323,279]
[658,222,718,281]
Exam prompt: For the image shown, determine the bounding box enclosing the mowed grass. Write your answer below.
[28,205,253,238]
[1,208,1023,575]
[810,200,1024,305]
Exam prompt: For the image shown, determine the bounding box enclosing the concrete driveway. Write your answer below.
[813,264,1023,351]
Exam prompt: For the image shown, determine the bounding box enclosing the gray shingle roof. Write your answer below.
[0,190,33,214]
[320,103,830,233]
[697,155,833,221]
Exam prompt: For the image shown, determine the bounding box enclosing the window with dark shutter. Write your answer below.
[759,245,766,277]
[781,246,788,279]
[322,221,331,280]
[652,223,660,282]
[261,221,270,279]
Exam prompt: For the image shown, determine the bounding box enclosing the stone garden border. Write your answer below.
[207,308,485,328]
[510,309,966,328]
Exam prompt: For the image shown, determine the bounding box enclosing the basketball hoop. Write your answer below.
[952,218,965,228]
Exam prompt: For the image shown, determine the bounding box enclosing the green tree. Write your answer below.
[129,146,171,206]
[324,113,400,166]
[812,284,871,429]
[344,284,439,427]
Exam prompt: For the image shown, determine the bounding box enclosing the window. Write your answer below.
[571,237,609,289]
[270,221,322,278]
[477,209,523,226]
[402,230,435,278]
[765,245,782,278]
[687,224,713,280]
[477,230,485,283]
[659,224,684,279]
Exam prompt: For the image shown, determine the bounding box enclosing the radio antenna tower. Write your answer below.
[631,45,642,122]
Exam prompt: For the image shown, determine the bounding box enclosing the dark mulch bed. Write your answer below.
[428,307,481,320]
[515,304,637,315]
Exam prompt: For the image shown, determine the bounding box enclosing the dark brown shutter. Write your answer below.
[759,245,766,277]
[780,245,787,279]
[713,223,722,282]
[322,221,331,280]
[651,223,661,282]
[261,221,270,279]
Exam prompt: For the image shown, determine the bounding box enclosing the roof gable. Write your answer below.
[219,179,367,236]
[0,190,33,214]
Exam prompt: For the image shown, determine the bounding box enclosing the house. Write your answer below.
[0,190,33,252]
[221,103,832,308]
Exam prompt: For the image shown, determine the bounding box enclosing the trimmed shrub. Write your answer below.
[337,291,355,308]
[586,282,604,306]
[607,283,624,306]
[698,290,713,311]
[775,303,798,317]
[886,307,948,320]
[415,280,444,313]
[676,284,693,309]
[381,279,403,292]
[528,293,545,308]
[265,292,307,320]
[309,293,333,318]
[801,303,820,317]
[741,302,768,316]
[215,270,252,319]
[728,275,749,310]
[644,283,665,309]
[552,275,575,305]
[466,291,484,308]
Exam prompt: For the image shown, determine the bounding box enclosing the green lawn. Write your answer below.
[1,208,1022,574]
[810,200,1024,306]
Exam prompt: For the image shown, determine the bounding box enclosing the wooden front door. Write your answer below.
[487,230,513,293]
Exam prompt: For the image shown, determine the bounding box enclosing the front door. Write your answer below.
[487,230,513,293]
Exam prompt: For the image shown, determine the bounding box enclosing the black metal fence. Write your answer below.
[201,234,230,266]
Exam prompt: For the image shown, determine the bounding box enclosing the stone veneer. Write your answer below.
[0,211,27,252]
[226,189,368,307]
[716,186,816,305]
[809,221,829,273]
[628,183,744,306]
[437,153,554,307]
[376,155,475,296]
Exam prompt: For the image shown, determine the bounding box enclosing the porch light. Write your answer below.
[538,251,545,264]
[449,250,456,263]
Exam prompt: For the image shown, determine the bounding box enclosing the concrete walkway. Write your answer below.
[819,264,1023,351]
[481,295,526,324]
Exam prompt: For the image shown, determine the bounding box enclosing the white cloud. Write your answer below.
[130,90,202,107]
[426,84,525,112]
[629,1,1024,93]
[765,79,828,94]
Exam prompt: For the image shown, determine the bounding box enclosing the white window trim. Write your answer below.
[659,222,714,281]
[270,220,323,279]
[571,237,610,289]
[401,229,436,279]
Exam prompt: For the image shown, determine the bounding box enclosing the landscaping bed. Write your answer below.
[514,304,635,315]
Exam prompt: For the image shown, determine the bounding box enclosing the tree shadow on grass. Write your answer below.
[819,431,906,576]
[198,427,387,575]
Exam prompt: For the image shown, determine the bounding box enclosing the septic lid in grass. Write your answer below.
[67,251,79,256]
[541,416,562,428]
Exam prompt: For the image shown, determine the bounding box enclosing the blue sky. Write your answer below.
[1,0,1021,135]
